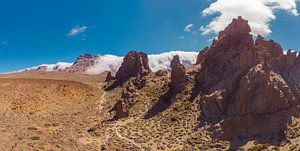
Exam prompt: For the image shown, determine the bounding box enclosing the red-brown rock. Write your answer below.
[196,16,256,92]
[195,16,300,139]
[155,70,168,77]
[170,55,187,93]
[105,71,115,82]
[116,51,151,83]
[114,77,147,118]
[196,47,209,65]
[255,35,284,61]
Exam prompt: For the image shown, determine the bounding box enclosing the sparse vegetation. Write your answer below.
[248,144,269,151]
[52,122,60,127]
[30,136,40,140]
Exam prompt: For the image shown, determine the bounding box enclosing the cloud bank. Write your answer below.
[86,55,123,75]
[201,0,299,36]
[87,51,198,74]
[148,51,198,72]
[22,62,73,72]
[16,51,198,75]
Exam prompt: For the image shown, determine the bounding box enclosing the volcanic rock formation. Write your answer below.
[116,51,151,83]
[195,16,300,139]
[105,71,115,82]
[114,77,147,118]
[170,55,187,93]
[196,47,209,65]
[112,51,151,118]
[155,70,168,77]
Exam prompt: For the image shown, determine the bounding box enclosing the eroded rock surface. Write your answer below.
[116,51,151,83]
[170,55,187,93]
[105,71,115,82]
[114,77,147,118]
[195,16,300,139]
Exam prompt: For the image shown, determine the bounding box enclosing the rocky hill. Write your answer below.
[105,16,300,150]
[2,16,300,151]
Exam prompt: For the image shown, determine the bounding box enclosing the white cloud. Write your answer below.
[149,51,198,71]
[9,62,73,74]
[184,24,194,32]
[67,26,87,37]
[86,55,123,75]
[201,0,299,36]
[86,51,199,74]
[12,51,199,75]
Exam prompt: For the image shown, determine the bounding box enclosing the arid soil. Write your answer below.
[0,72,108,151]
[0,70,300,151]
[1,16,300,150]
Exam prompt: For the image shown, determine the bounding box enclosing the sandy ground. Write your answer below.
[0,72,107,151]
[1,71,300,151]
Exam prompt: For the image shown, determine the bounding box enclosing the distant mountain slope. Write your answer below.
[19,62,74,73]
[13,51,198,75]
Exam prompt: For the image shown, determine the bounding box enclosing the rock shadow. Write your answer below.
[104,80,122,91]
[144,89,175,119]
[196,105,300,150]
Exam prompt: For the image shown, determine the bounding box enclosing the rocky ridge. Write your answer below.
[116,51,152,83]
[170,55,187,94]
[195,16,300,140]
[107,16,300,148]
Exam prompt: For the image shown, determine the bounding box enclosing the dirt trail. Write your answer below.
[98,89,106,111]
[115,127,144,150]
[113,114,145,150]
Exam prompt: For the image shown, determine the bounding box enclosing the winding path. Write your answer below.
[115,127,144,150]
[98,91,106,111]
[97,84,144,150]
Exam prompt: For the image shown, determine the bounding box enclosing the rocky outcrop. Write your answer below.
[195,16,300,139]
[116,51,151,83]
[155,70,168,77]
[65,54,98,74]
[105,71,115,82]
[255,35,284,62]
[111,51,152,118]
[114,77,147,118]
[196,47,209,65]
[170,55,187,93]
[196,16,256,92]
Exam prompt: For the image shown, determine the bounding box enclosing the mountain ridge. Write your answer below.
[10,51,198,75]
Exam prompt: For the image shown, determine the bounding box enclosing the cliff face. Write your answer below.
[195,16,300,139]
[116,51,151,83]
[108,16,300,143]
[170,55,187,93]
[112,51,151,118]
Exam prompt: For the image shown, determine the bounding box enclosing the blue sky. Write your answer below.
[0,0,299,72]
